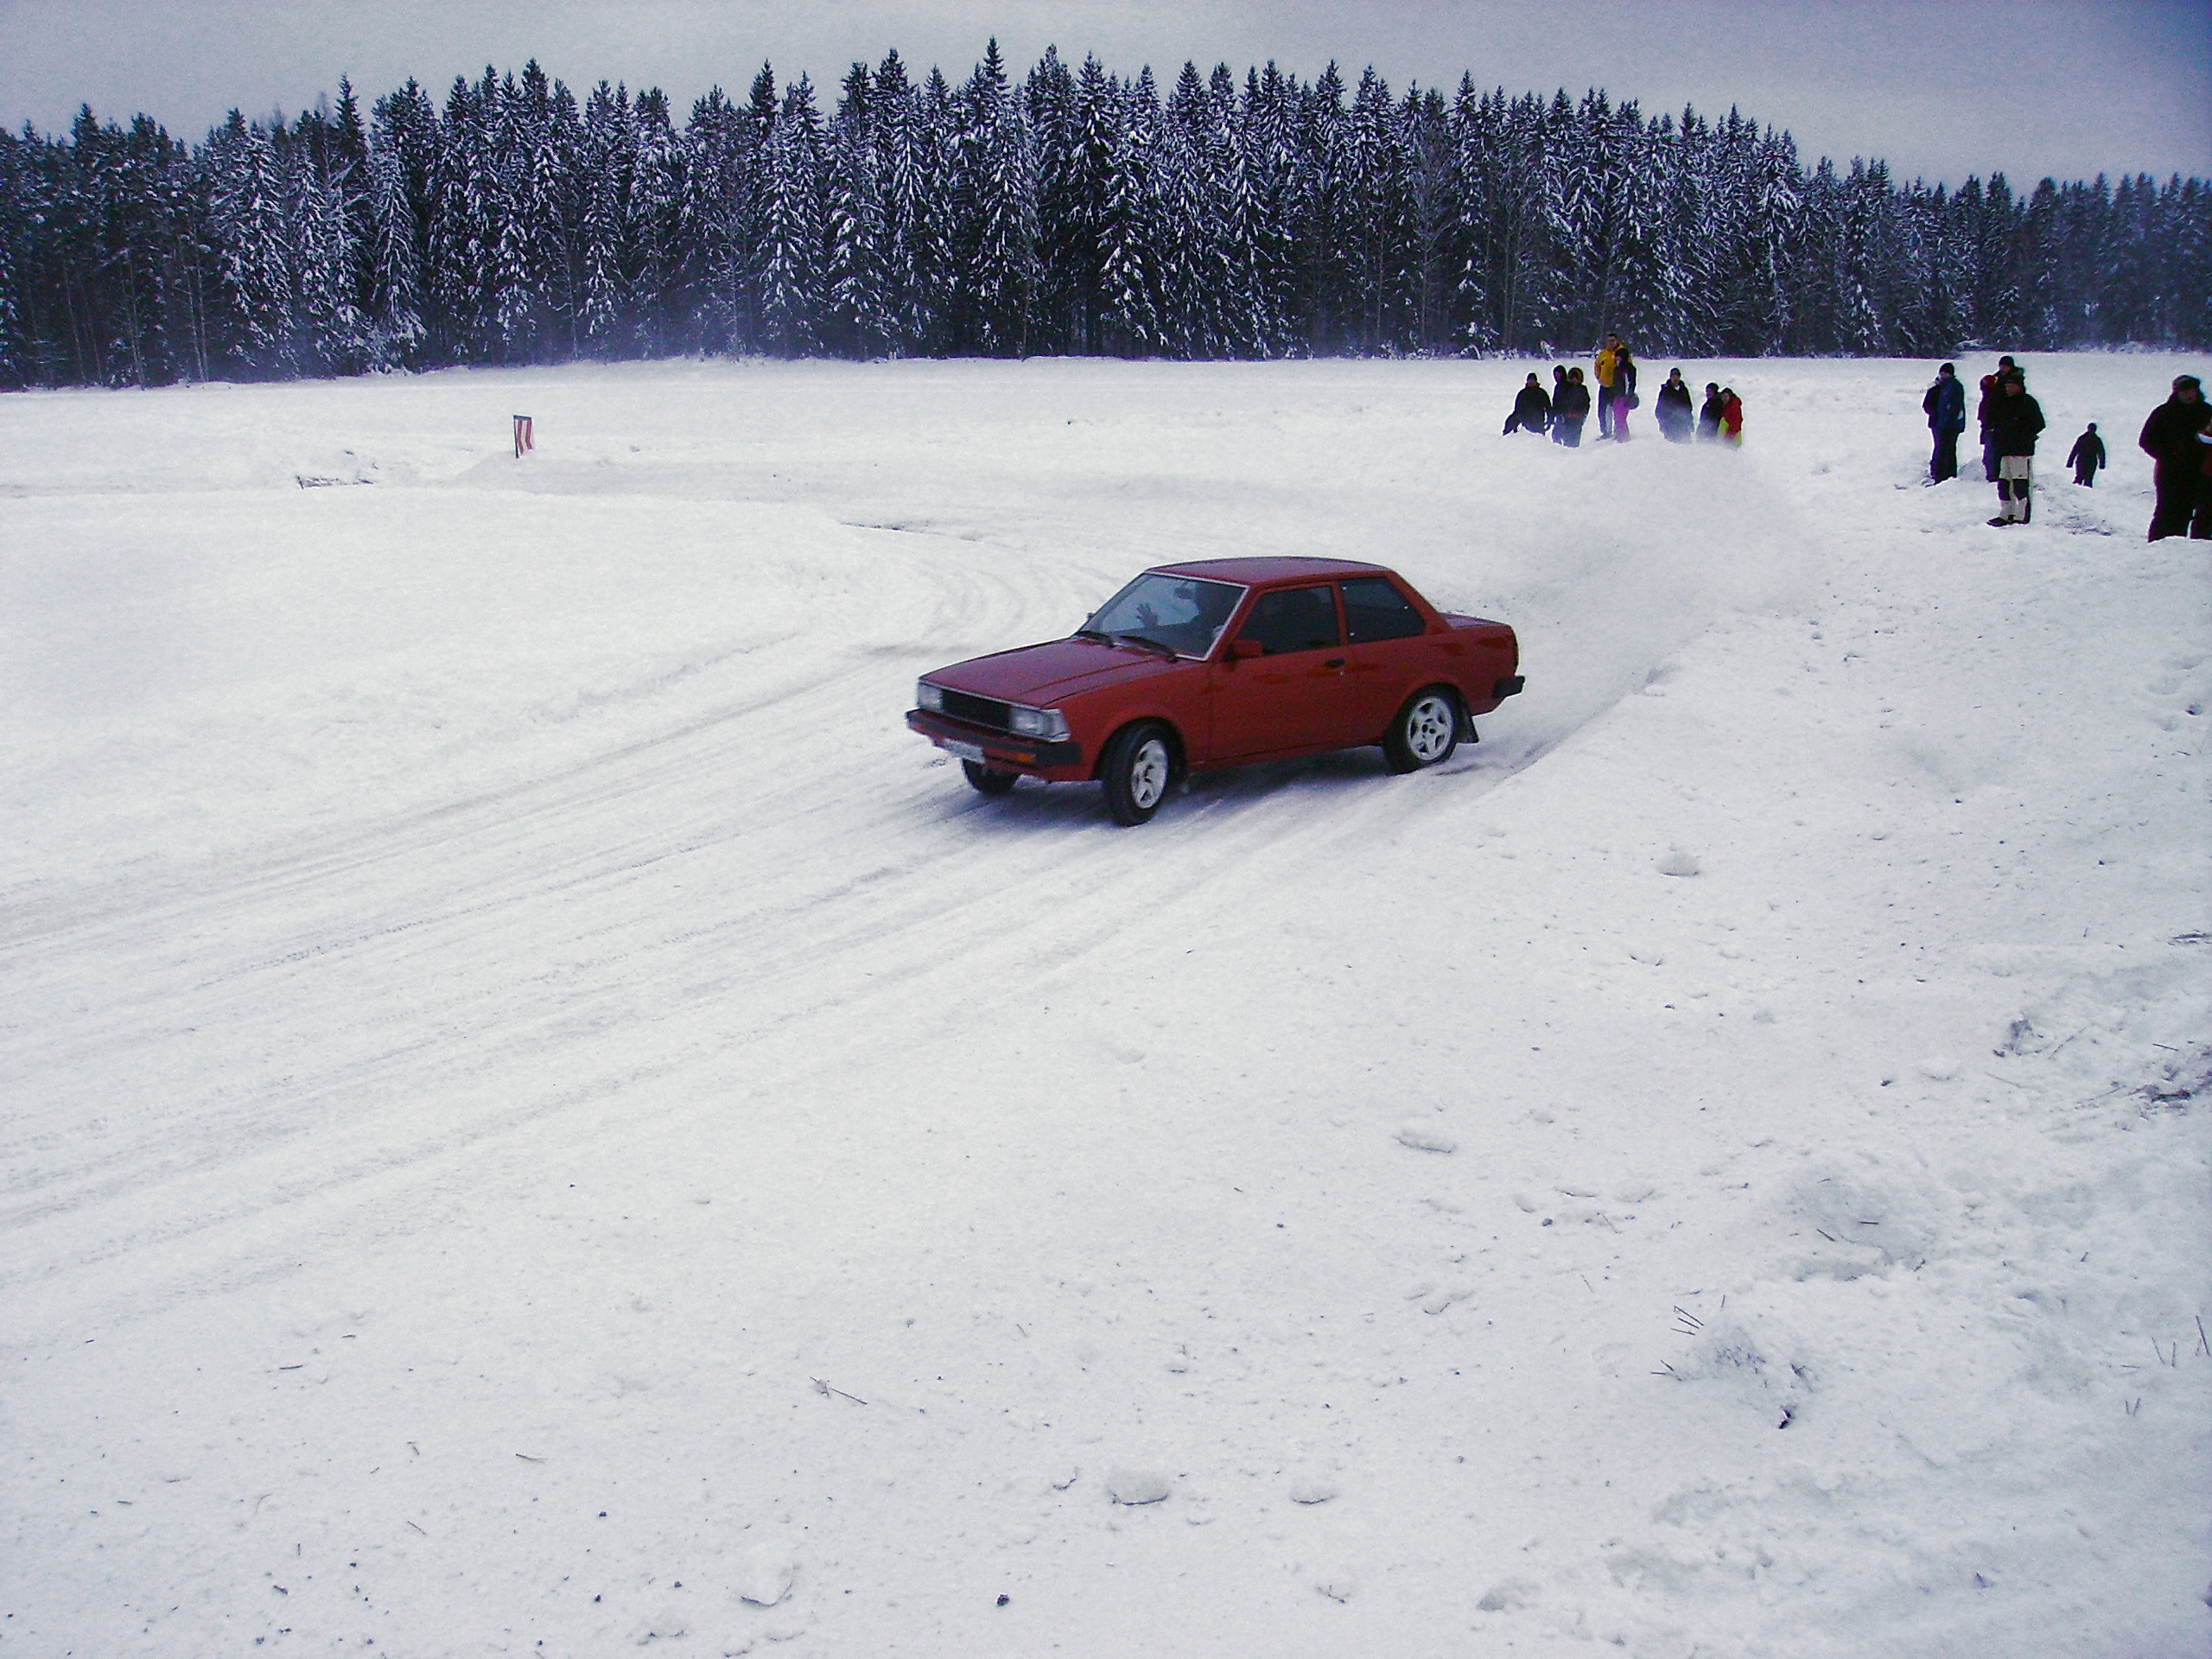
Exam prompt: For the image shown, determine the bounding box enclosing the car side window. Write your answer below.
[1342,575,1427,644]
[1236,587,1342,656]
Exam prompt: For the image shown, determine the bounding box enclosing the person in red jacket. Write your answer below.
[1718,387,1744,447]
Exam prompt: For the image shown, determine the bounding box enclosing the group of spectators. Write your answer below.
[1923,358,2212,538]
[1503,335,1743,448]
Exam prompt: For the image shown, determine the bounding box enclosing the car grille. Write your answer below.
[940,688,1014,731]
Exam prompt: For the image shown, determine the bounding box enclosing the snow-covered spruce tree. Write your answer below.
[1156,61,1226,357]
[1545,89,1642,351]
[578,80,636,352]
[1703,113,1800,353]
[0,124,82,385]
[423,71,498,360]
[328,81,375,326]
[1021,47,1080,353]
[0,130,33,385]
[1205,63,1278,357]
[55,107,186,386]
[1603,102,1675,354]
[363,117,424,363]
[951,39,1039,356]
[365,79,434,365]
[1040,50,1122,354]
[1790,156,1844,352]
[1853,159,1910,355]
[756,73,825,356]
[1957,173,2024,347]
[625,88,692,353]
[2164,176,2211,348]
[293,134,370,372]
[1648,105,1720,358]
[868,51,931,354]
[683,82,763,354]
[1236,63,1303,356]
[823,62,892,358]
[483,60,566,362]
[1396,84,1459,355]
[1336,67,1421,354]
[1098,68,1166,355]
[204,110,298,373]
[876,57,962,355]
[1287,64,1363,354]
[1883,180,1949,357]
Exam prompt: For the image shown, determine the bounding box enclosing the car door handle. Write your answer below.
[1323,658,1345,669]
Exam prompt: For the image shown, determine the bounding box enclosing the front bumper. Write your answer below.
[907,709,1084,776]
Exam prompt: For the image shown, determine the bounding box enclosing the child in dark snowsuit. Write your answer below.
[1696,383,1724,442]
[1503,373,1553,435]
[2068,423,2107,486]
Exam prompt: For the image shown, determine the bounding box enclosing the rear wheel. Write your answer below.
[1101,721,1174,825]
[1384,687,1461,773]
[962,760,1018,795]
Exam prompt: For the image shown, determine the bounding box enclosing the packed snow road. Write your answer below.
[3,357,2206,1658]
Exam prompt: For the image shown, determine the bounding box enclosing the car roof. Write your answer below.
[1146,556,1393,586]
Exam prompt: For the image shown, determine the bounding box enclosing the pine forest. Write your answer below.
[3,43,2208,389]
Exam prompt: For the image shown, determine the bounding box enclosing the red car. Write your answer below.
[906,557,1522,824]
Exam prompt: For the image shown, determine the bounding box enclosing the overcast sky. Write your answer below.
[2,0,2206,188]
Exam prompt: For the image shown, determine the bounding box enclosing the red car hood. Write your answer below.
[928,637,1185,704]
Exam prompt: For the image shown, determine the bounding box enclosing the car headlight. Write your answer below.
[1009,704,1071,741]
[916,681,944,712]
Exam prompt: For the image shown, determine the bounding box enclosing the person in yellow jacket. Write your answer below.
[1593,334,1623,439]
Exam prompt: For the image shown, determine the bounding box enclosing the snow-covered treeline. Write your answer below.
[3,43,2208,388]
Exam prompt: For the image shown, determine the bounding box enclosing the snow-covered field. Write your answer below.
[3,353,2207,1658]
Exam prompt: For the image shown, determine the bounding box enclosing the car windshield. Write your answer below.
[1082,573,1244,658]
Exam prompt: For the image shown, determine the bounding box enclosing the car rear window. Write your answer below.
[1342,575,1427,643]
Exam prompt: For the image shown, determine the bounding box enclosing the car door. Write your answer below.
[1338,573,1435,737]
[1208,584,1357,758]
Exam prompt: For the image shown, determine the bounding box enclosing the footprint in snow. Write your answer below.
[1106,1469,1172,1505]
[739,1547,796,1607]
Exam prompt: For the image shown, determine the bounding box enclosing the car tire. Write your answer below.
[1383,687,1461,773]
[962,760,1019,795]
[1100,721,1175,826]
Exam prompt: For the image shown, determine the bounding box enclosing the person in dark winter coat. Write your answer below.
[1697,383,1724,442]
[1655,368,1694,442]
[1549,365,1570,441]
[1986,372,2046,524]
[1610,344,1639,440]
[2067,423,2107,486]
[1552,367,1592,448]
[1923,362,1967,481]
[1503,372,1553,435]
[2139,375,2211,539]
[1981,376,2017,480]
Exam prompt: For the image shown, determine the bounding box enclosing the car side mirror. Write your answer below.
[1225,638,1263,661]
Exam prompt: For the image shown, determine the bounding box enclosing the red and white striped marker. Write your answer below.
[513,415,534,458]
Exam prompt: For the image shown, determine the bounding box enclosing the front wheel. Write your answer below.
[1383,688,1461,773]
[1100,721,1174,825]
[962,760,1018,795]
